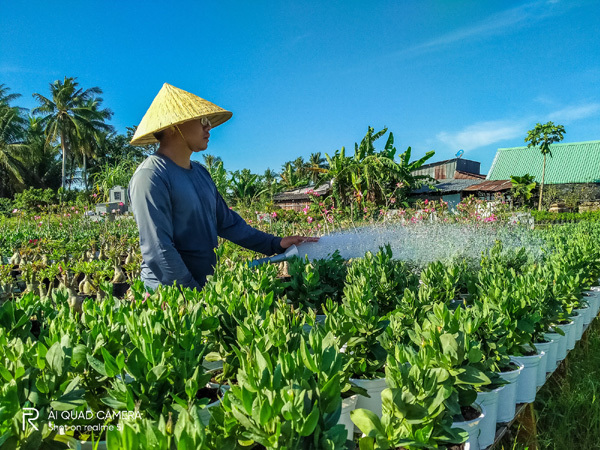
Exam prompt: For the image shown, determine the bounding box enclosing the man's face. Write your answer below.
[178,119,211,152]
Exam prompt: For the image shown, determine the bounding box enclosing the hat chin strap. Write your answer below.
[174,125,195,153]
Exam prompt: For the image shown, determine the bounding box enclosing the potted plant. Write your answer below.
[213,342,349,449]
[327,286,389,417]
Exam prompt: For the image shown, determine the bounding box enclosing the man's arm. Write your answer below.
[215,191,285,255]
[129,169,202,290]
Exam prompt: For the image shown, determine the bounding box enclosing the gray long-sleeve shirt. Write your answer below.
[128,153,284,290]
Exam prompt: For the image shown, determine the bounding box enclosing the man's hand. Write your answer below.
[280,235,319,249]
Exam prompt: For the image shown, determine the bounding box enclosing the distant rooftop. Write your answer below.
[412,178,483,195]
[487,140,600,184]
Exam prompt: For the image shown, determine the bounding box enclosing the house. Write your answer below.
[411,179,485,209]
[463,180,513,200]
[485,140,600,208]
[411,158,485,180]
[409,158,485,208]
[487,140,600,184]
[273,181,332,211]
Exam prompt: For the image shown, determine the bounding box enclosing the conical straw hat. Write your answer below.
[130,83,232,145]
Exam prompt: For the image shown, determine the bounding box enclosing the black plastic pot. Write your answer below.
[112,282,130,298]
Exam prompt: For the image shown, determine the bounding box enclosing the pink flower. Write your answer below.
[142,292,150,304]
[12,209,18,213]
[424,199,429,205]
[307,216,313,224]
[327,216,334,223]
[271,211,277,218]
[390,198,396,204]
[363,207,368,213]
[71,206,75,210]
[119,202,124,206]
[92,193,98,198]
[248,219,253,223]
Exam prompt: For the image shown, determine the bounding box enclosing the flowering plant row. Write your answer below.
[1,221,599,449]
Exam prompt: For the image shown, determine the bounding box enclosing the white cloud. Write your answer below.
[437,119,527,152]
[394,1,564,58]
[436,102,600,153]
[547,103,600,122]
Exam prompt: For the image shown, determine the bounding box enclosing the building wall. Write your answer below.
[273,201,310,211]
[412,159,481,180]
[456,159,481,176]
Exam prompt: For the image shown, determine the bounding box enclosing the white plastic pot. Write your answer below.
[510,351,544,404]
[533,340,553,386]
[349,376,388,417]
[543,332,562,371]
[572,312,584,342]
[588,293,600,317]
[475,385,504,449]
[452,404,485,450]
[496,362,524,423]
[587,288,600,316]
[575,306,591,327]
[337,394,358,439]
[557,320,576,352]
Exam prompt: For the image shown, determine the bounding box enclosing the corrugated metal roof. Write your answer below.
[463,180,512,192]
[412,179,482,194]
[454,170,486,180]
[273,181,332,201]
[487,140,600,184]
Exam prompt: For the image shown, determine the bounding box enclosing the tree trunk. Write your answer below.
[83,153,87,190]
[538,154,546,211]
[60,129,67,189]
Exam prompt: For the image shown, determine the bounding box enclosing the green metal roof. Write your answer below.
[487,140,600,184]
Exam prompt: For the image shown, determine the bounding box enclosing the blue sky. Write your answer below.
[2,0,599,176]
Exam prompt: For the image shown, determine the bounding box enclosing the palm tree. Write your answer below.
[525,122,566,211]
[202,154,223,171]
[14,116,61,190]
[32,77,113,189]
[74,98,113,189]
[307,152,328,185]
[0,85,28,196]
[280,162,302,190]
[292,156,307,179]
[230,169,266,206]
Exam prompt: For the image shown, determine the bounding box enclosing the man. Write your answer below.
[129,83,317,291]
